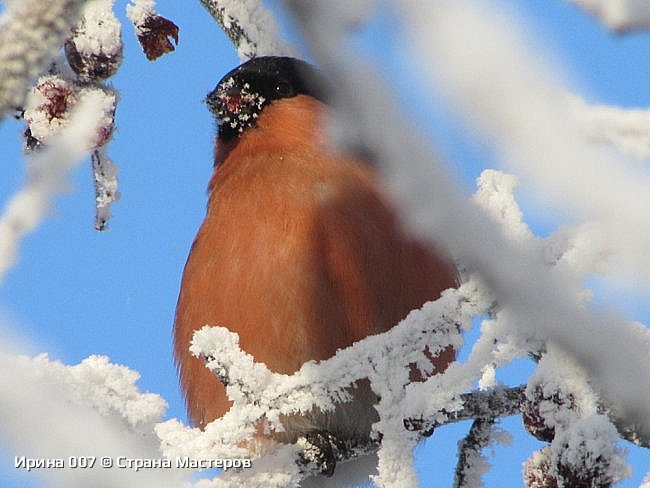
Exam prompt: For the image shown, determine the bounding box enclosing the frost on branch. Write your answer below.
[567,95,650,160]
[7,353,166,430]
[11,0,125,231]
[127,0,179,61]
[63,0,124,229]
[199,0,292,59]
[23,75,120,230]
[453,418,496,488]
[24,75,117,151]
[0,0,87,119]
[65,0,123,81]
[522,347,631,487]
[473,169,534,243]
[156,281,491,485]
[0,348,177,488]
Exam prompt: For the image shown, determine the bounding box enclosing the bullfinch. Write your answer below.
[173,56,458,468]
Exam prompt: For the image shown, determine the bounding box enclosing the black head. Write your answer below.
[206,56,328,142]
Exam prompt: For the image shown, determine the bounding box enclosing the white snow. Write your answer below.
[0,346,177,488]
[126,0,156,28]
[0,0,86,116]
[550,415,631,485]
[73,0,121,59]
[201,0,293,59]
[473,169,534,244]
[569,95,650,160]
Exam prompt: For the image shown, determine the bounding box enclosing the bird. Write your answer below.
[173,56,459,468]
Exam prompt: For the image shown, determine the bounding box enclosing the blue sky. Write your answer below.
[1,1,648,486]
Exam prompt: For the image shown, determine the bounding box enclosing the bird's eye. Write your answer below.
[275,81,293,97]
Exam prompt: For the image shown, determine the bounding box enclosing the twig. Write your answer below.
[404,385,526,434]
[0,0,88,120]
[454,418,495,488]
[199,0,256,57]
[91,149,120,231]
[198,0,292,59]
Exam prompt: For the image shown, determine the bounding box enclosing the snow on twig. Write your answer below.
[158,280,479,454]
[0,0,88,120]
[0,347,175,488]
[453,418,495,488]
[198,0,292,59]
[568,95,650,160]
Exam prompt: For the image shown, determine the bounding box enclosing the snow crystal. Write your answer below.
[0,0,86,115]
[10,353,166,428]
[473,169,533,243]
[126,0,156,28]
[73,0,121,58]
[478,363,496,390]
[550,415,631,486]
[526,345,599,431]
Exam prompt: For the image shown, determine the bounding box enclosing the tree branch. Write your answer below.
[199,0,256,57]
[454,418,495,488]
[198,0,292,59]
[0,0,88,120]
[404,385,526,434]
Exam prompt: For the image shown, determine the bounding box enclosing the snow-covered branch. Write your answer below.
[198,0,292,59]
[453,418,495,488]
[0,348,175,488]
[405,385,526,435]
[157,280,481,464]
[2,0,649,486]
[568,95,650,160]
[569,0,650,33]
[282,0,650,445]
[0,0,87,120]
